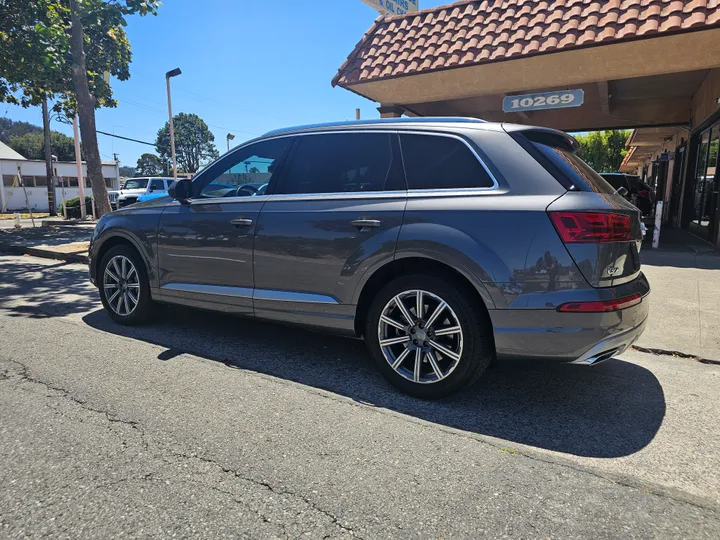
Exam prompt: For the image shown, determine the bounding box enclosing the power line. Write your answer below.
[97,130,155,146]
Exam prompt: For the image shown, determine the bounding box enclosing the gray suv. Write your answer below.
[89,118,649,398]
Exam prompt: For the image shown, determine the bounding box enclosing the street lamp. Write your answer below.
[165,67,182,182]
[226,133,235,152]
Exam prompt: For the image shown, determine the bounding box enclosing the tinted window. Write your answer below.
[196,138,290,199]
[533,144,616,194]
[149,179,165,191]
[400,134,493,190]
[278,133,394,195]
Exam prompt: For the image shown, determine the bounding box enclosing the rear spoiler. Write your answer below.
[502,124,579,152]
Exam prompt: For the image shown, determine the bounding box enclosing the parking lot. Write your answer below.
[1,253,719,537]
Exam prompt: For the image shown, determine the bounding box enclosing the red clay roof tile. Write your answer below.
[333,0,720,87]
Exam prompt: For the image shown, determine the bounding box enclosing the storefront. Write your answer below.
[334,0,720,245]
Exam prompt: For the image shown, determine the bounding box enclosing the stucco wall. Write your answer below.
[692,68,720,128]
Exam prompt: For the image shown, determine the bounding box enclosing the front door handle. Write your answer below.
[351,218,381,230]
[230,217,253,228]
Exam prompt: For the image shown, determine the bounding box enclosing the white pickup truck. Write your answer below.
[108,177,175,209]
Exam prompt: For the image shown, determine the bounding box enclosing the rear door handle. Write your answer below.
[230,217,253,228]
[351,218,381,230]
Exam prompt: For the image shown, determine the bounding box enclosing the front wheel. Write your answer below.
[98,244,154,325]
[365,274,494,399]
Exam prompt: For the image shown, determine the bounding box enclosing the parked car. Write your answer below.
[89,118,649,398]
[600,173,655,215]
[108,177,175,209]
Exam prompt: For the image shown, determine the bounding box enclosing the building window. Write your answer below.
[22,176,35,187]
[104,178,114,188]
[35,176,47,187]
[3,175,16,187]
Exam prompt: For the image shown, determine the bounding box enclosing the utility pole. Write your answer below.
[41,97,57,216]
[356,108,361,121]
[226,133,235,152]
[72,115,87,219]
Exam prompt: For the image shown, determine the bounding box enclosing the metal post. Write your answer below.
[652,201,664,249]
[165,68,181,182]
[356,108,361,120]
[72,115,87,219]
[166,77,177,182]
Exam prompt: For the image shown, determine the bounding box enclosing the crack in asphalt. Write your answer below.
[166,451,361,539]
[0,357,363,539]
[631,345,720,366]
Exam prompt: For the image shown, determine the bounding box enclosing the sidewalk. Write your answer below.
[637,249,720,361]
[0,224,92,263]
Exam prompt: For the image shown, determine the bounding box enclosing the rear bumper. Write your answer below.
[490,276,650,363]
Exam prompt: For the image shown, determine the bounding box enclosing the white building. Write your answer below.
[0,141,120,212]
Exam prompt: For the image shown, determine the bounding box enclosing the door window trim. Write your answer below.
[176,128,499,205]
[272,131,403,197]
[397,130,500,193]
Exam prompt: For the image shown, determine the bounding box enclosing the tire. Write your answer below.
[98,244,154,325]
[365,274,494,399]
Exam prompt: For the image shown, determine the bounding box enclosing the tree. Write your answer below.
[135,153,165,176]
[118,166,135,178]
[0,0,159,217]
[575,130,631,172]
[7,130,81,161]
[155,113,219,174]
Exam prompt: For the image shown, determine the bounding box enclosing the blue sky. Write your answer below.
[2,0,446,168]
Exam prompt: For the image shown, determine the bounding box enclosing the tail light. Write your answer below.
[549,212,632,243]
[557,293,643,312]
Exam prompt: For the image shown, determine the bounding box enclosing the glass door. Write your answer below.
[689,126,719,240]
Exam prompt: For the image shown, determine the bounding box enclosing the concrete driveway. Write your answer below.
[1,254,719,538]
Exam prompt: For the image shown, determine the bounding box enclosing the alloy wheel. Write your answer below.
[103,255,140,317]
[377,289,464,384]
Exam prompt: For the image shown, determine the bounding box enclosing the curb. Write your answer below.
[0,243,88,264]
[41,220,96,228]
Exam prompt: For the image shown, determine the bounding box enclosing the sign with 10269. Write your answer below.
[360,0,419,16]
[503,89,584,113]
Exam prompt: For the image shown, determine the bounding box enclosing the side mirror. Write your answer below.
[148,186,155,192]
[168,179,192,202]
[616,186,629,198]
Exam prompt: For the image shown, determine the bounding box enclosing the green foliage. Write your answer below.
[575,130,631,173]
[0,117,43,143]
[7,130,80,161]
[135,153,165,176]
[118,165,135,177]
[60,195,92,219]
[0,0,160,114]
[155,113,219,173]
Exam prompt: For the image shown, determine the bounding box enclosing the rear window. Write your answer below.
[400,134,494,190]
[533,144,616,194]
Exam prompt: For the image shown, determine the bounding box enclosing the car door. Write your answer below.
[156,137,291,313]
[148,178,165,195]
[253,131,407,333]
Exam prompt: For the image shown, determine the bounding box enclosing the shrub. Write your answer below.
[59,196,93,219]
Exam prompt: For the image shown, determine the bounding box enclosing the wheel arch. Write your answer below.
[93,232,151,285]
[353,255,495,338]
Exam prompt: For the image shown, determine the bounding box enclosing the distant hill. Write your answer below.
[0,117,43,144]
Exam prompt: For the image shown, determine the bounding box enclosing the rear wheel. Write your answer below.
[365,274,494,399]
[98,244,154,325]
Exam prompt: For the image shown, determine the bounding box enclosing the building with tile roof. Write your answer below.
[335,0,720,245]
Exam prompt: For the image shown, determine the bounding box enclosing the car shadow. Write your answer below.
[82,305,666,458]
[0,254,98,318]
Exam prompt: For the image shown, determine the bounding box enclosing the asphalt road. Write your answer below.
[1,253,719,538]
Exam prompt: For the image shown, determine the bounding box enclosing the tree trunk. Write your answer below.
[41,97,57,216]
[69,0,111,218]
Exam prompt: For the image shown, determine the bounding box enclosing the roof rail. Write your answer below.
[263,117,487,136]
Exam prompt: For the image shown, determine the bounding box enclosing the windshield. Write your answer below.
[123,179,149,189]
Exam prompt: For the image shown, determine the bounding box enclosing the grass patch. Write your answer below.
[0,213,50,220]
